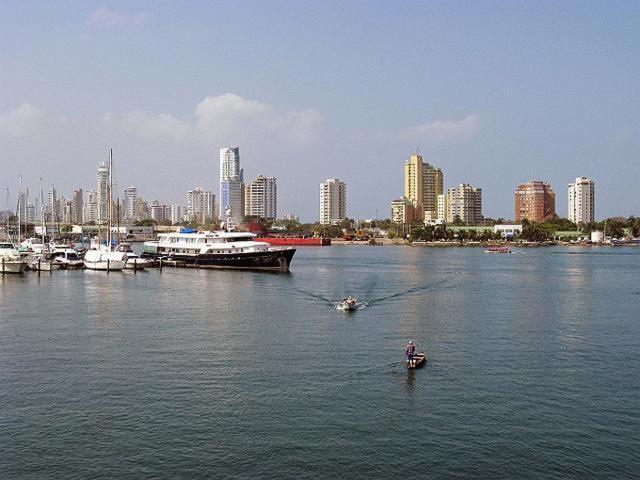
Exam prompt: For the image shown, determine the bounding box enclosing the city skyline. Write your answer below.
[2,2,640,220]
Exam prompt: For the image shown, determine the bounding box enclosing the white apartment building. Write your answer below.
[568,177,595,224]
[219,146,244,220]
[96,162,109,223]
[245,175,277,219]
[445,183,483,224]
[186,187,215,224]
[319,178,347,225]
[123,186,137,223]
[170,205,184,225]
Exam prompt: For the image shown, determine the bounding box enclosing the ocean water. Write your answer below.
[1,246,639,479]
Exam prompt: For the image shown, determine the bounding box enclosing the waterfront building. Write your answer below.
[25,201,36,224]
[319,178,347,225]
[219,147,244,222]
[390,197,416,224]
[71,189,83,224]
[83,189,98,224]
[446,183,483,224]
[568,177,595,224]
[245,175,277,219]
[494,224,522,239]
[514,181,556,223]
[437,194,446,222]
[96,162,109,223]
[403,154,443,221]
[123,186,137,224]
[170,205,184,225]
[187,187,215,224]
[47,186,58,222]
[150,201,170,223]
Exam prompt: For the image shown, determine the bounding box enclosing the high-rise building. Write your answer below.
[319,179,347,225]
[219,147,244,221]
[47,186,58,222]
[25,201,36,224]
[437,194,446,222]
[123,186,137,224]
[170,205,184,225]
[403,154,443,221]
[390,197,415,224]
[568,177,595,224]
[515,181,556,223]
[445,184,483,224]
[71,189,83,224]
[96,162,109,223]
[186,187,215,224]
[150,201,170,223]
[83,189,99,224]
[245,175,277,219]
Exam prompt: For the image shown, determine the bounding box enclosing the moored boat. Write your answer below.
[116,243,154,269]
[142,230,295,272]
[0,242,26,274]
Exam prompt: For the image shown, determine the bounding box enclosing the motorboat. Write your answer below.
[115,243,154,269]
[28,252,56,271]
[142,229,295,272]
[18,237,46,254]
[0,242,26,274]
[50,247,84,269]
[336,296,358,311]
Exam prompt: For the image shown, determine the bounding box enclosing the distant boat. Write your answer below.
[484,246,511,253]
[407,352,426,369]
[336,296,358,311]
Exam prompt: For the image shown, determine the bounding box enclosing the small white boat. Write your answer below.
[50,248,84,269]
[28,253,57,271]
[83,246,127,271]
[0,242,26,274]
[116,243,154,269]
[19,237,46,254]
[336,296,359,311]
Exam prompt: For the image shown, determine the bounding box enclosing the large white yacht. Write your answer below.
[0,242,26,274]
[142,230,295,272]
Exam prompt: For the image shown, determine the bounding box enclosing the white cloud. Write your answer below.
[90,7,150,26]
[103,93,324,146]
[0,103,46,137]
[404,114,480,143]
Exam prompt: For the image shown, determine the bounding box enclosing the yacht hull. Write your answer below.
[0,260,26,274]
[146,248,295,272]
[84,260,126,271]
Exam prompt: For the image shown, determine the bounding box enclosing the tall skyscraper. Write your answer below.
[123,186,137,224]
[515,181,556,223]
[170,205,184,225]
[47,186,58,222]
[245,176,277,219]
[445,184,483,224]
[219,147,244,221]
[71,189,83,224]
[403,154,443,221]
[83,189,98,224]
[25,202,36,224]
[568,177,595,224]
[186,187,215,224]
[96,162,109,223]
[319,179,347,225]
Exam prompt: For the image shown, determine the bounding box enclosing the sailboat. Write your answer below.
[29,185,56,271]
[83,149,127,271]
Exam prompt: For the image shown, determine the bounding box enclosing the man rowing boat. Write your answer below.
[405,340,416,367]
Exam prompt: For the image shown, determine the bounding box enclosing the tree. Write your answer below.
[135,219,157,226]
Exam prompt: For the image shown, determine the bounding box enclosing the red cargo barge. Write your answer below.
[259,236,331,246]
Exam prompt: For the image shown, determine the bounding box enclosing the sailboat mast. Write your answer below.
[18,175,22,243]
[107,149,113,250]
[40,183,46,247]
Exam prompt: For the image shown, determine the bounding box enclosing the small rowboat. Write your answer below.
[407,352,426,369]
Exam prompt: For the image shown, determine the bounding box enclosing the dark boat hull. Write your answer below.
[407,352,426,369]
[143,248,295,272]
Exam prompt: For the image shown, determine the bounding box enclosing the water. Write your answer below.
[1,246,639,479]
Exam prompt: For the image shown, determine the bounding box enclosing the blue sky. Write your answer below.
[1,1,639,221]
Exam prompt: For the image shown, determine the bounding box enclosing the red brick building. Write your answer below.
[514,181,556,222]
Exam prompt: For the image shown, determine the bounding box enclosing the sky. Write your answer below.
[1,0,639,221]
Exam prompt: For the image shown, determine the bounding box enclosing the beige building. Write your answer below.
[319,179,347,225]
[402,154,443,221]
[245,175,277,219]
[390,197,415,224]
[445,183,483,224]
